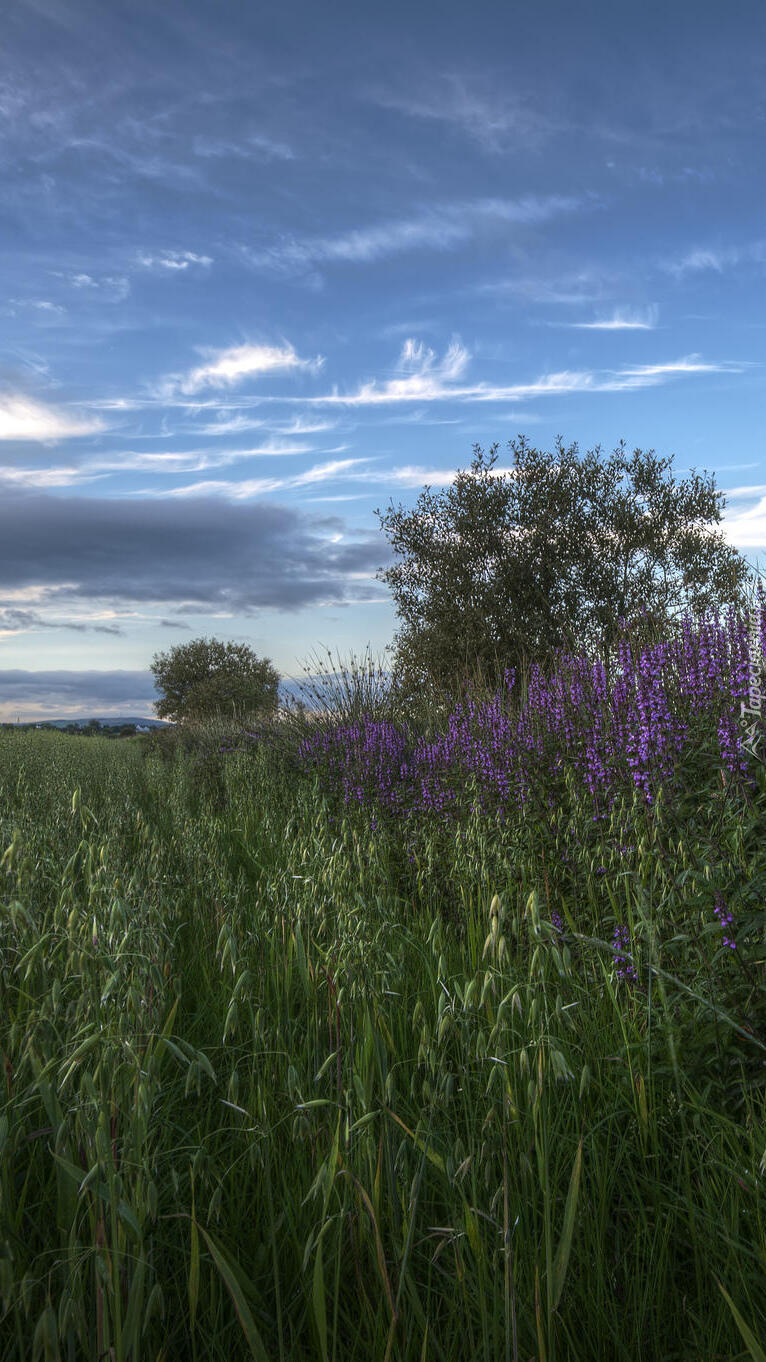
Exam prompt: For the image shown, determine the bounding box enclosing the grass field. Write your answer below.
[2,617,766,1360]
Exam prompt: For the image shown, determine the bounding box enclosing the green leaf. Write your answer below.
[121,1257,146,1355]
[385,1107,445,1173]
[312,1237,328,1362]
[552,1137,583,1311]
[32,1303,59,1362]
[197,1225,272,1362]
[715,1277,766,1362]
[189,1178,200,1333]
[118,1200,142,1243]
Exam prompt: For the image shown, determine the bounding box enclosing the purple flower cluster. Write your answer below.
[611,924,637,983]
[295,603,766,828]
[713,891,737,951]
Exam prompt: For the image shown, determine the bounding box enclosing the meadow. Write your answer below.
[1,606,766,1361]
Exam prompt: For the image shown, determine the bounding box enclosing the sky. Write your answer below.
[2,0,766,719]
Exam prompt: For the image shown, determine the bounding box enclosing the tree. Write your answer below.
[375,437,751,696]
[150,637,280,724]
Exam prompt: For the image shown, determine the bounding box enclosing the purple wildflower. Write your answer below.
[713,891,736,950]
[612,924,637,983]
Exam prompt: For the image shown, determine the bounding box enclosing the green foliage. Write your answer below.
[150,636,280,724]
[375,437,751,696]
[0,719,765,1361]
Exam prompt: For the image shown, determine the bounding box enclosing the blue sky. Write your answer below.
[2,0,766,718]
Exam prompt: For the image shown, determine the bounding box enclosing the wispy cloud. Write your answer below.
[560,306,658,331]
[663,247,730,277]
[721,485,766,548]
[297,339,747,408]
[273,416,338,436]
[191,413,337,437]
[137,249,213,271]
[308,337,469,405]
[165,457,370,499]
[0,608,121,637]
[661,240,766,278]
[83,439,315,475]
[7,298,66,316]
[0,395,104,441]
[721,482,766,499]
[0,439,322,485]
[192,132,294,161]
[243,195,590,276]
[157,342,325,398]
[367,76,558,153]
[0,464,101,488]
[82,342,751,426]
[474,268,612,306]
[54,272,130,301]
[355,464,459,488]
[190,414,270,436]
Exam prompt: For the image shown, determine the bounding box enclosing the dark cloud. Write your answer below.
[0,668,158,716]
[0,607,121,634]
[0,668,318,718]
[0,490,392,616]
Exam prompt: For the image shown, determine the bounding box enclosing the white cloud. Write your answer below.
[138,250,213,271]
[165,457,517,501]
[664,248,729,277]
[601,357,742,388]
[191,414,269,436]
[191,413,337,437]
[357,464,459,488]
[54,272,130,301]
[721,482,766,500]
[273,416,338,436]
[306,337,472,406]
[662,241,766,278]
[165,457,371,499]
[563,306,658,330]
[193,132,294,161]
[297,340,745,408]
[473,268,612,306]
[158,342,325,398]
[0,464,99,487]
[368,76,558,153]
[8,298,65,315]
[721,494,766,548]
[84,439,314,474]
[243,195,588,275]
[0,395,104,441]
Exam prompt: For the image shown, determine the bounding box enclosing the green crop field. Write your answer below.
[1,654,766,1360]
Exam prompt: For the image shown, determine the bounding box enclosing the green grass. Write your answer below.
[1,721,765,1361]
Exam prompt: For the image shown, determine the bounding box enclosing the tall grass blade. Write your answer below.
[197,1225,272,1362]
[715,1278,766,1362]
[552,1137,583,1311]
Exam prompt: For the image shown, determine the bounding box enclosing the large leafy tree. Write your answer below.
[150,637,280,723]
[375,437,750,695]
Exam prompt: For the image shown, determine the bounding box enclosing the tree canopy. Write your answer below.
[150,637,280,724]
[375,437,751,696]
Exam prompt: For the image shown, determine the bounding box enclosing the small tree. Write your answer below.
[375,437,751,696]
[150,637,280,724]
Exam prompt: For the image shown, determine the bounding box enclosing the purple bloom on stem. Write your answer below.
[713,891,736,950]
[612,924,637,982]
